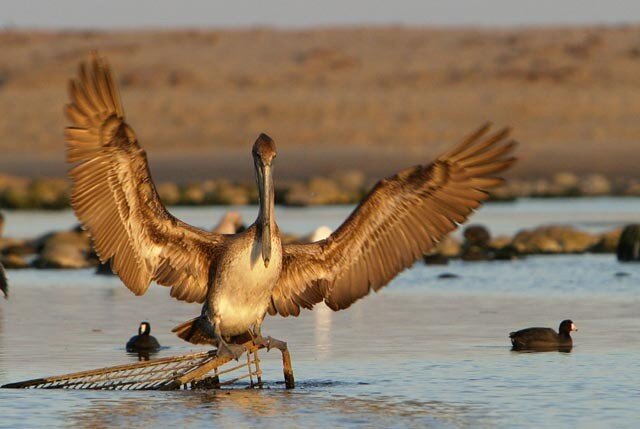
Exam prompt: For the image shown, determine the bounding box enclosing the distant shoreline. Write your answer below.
[1,146,638,183]
[1,25,640,181]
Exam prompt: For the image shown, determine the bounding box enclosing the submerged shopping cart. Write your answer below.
[2,341,294,390]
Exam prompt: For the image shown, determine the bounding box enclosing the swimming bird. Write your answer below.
[65,54,517,359]
[126,321,161,353]
[509,320,577,352]
[0,262,7,299]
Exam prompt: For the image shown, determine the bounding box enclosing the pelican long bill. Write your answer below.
[259,162,273,268]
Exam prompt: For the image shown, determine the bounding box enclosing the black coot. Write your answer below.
[509,319,577,352]
[126,321,161,353]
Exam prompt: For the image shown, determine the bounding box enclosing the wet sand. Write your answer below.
[3,26,640,181]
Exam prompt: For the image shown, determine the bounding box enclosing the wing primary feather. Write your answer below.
[65,53,222,303]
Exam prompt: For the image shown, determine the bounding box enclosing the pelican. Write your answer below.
[65,54,516,358]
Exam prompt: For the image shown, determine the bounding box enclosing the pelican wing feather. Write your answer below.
[269,123,516,316]
[65,54,223,303]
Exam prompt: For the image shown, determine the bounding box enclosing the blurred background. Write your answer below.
[1,0,640,208]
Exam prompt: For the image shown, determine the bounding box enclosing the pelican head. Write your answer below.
[252,133,277,267]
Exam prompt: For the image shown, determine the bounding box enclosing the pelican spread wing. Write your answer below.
[65,55,224,303]
[269,124,516,316]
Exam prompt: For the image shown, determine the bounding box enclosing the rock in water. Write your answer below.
[617,224,640,262]
[462,224,492,261]
[463,224,491,247]
[512,225,597,254]
[591,228,622,253]
[96,260,115,275]
[33,229,94,269]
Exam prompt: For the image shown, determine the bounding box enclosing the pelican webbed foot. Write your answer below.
[216,341,246,360]
[252,331,287,353]
[251,321,288,352]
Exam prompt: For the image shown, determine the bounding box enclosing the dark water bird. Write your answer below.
[0,262,8,299]
[126,322,161,353]
[509,320,577,352]
[64,53,517,359]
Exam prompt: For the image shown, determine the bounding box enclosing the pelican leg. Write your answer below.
[210,316,246,360]
[252,318,288,352]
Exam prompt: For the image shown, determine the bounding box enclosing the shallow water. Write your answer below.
[3,197,640,238]
[1,199,639,428]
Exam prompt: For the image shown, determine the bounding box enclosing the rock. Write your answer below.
[423,254,449,265]
[284,177,353,206]
[590,228,622,253]
[436,236,461,258]
[35,243,92,269]
[579,174,611,196]
[201,180,252,205]
[512,225,598,254]
[0,237,35,255]
[489,235,512,250]
[624,181,640,196]
[493,246,520,260]
[156,182,181,206]
[180,184,206,205]
[1,253,30,269]
[463,225,491,247]
[33,229,94,269]
[461,248,493,261]
[553,172,579,189]
[487,234,520,260]
[332,170,366,198]
[28,179,69,209]
[462,224,492,261]
[615,272,630,277]
[0,178,69,209]
[95,260,115,275]
[617,224,640,262]
[1,184,31,209]
[423,236,460,264]
[513,232,563,254]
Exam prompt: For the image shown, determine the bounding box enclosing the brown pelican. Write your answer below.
[65,54,516,358]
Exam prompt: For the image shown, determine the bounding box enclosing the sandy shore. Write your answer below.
[1,26,640,180]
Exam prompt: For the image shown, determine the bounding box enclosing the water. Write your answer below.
[3,197,640,239]
[1,198,639,428]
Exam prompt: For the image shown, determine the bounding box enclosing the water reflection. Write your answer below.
[510,347,572,354]
[127,351,153,361]
[313,306,333,359]
[64,390,493,429]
